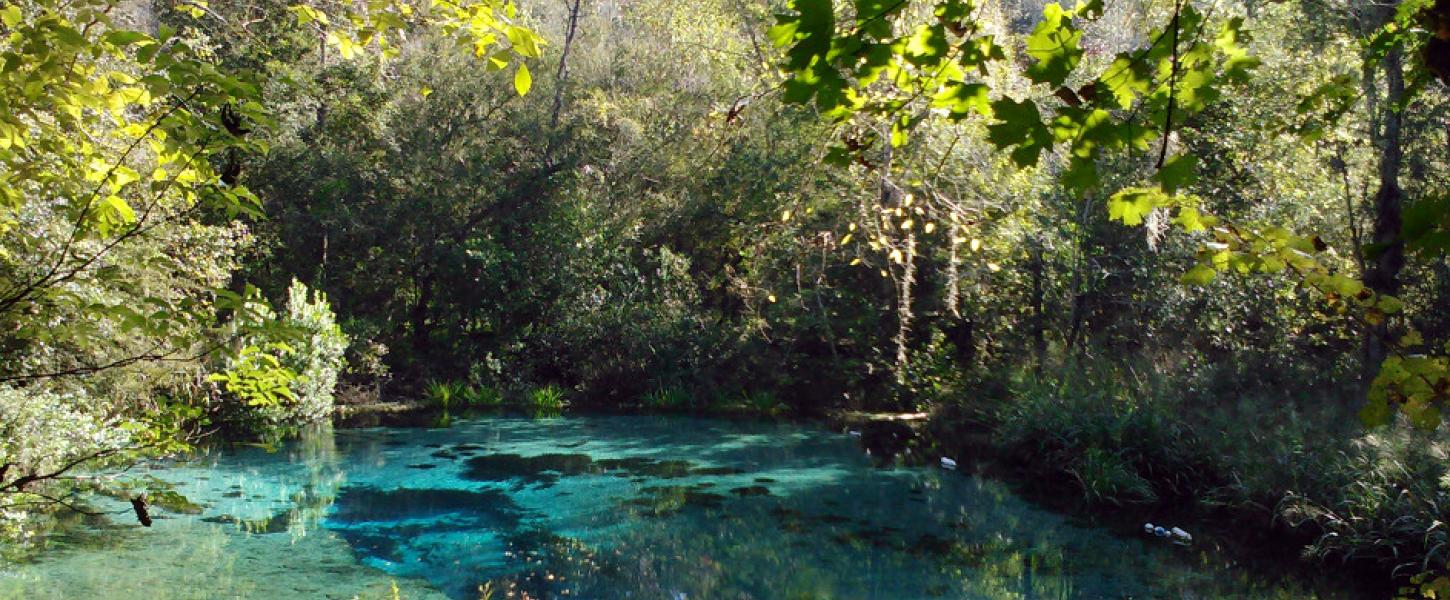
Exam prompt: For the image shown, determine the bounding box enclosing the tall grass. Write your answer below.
[528,385,567,411]
[424,380,465,409]
[461,385,503,407]
[1281,428,1450,580]
[641,386,690,410]
[993,367,1218,505]
[979,355,1450,590]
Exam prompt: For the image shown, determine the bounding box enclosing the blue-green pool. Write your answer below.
[0,415,1347,598]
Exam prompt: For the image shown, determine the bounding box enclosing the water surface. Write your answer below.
[1,415,1342,598]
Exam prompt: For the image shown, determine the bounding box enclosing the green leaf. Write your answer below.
[1098,56,1152,109]
[987,98,1053,168]
[766,21,800,48]
[855,0,903,38]
[775,0,834,71]
[1173,206,1208,232]
[931,82,991,120]
[104,31,151,47]
[1060,156,1098,194]
[0,6,20,28]
[1106,186,1168,226]
[959,35,1006,75]
[1153,154,1198,194]
[904,24,949,67]
[1025,3,1084,86]
[1181,264,1216,286]
[1359,396,1392,428]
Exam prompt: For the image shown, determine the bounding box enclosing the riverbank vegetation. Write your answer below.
[2,0,1448,595]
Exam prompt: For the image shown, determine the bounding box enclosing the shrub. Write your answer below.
[741,390,785,415]
[0,384,133,514]
[211,279,347,434]
[281,280,349,422]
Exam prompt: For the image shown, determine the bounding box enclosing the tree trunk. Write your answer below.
[412,272,434,359]
[1029,240,1047,371]
[544,0,583,165]
[1362,46,1406,385]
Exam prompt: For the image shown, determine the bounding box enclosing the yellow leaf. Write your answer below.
[838,233,852,245]
[901,219,914,230]
[923,222,936,234]
[513,63,532,95]
[767,294,777,303]
[987,262,1001,272]
[970,238,982,251]
[780,210,792,222]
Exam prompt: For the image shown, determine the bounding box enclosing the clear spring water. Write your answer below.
[0,415,1346,599]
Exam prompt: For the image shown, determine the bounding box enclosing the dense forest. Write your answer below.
[2,0,1449,596]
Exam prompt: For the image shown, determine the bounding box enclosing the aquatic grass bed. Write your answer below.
[0,416,1352,599]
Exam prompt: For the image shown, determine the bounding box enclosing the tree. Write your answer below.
[0,0,542,512]
[766,0,1450,425]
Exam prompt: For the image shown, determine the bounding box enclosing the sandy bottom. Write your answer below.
[1,415,1347,599]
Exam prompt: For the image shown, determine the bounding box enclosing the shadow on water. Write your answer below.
[321,415,1361,599]
[2,414,1368,600]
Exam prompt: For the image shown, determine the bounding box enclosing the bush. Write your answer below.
[741,390,785,415]
[212,279,348,434]
[280,280,348,421]
[0,384,134,518]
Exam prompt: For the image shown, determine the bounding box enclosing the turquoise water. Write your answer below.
[1,415,1343,599]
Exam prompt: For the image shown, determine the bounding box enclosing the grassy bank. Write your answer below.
[919,358,1450,598]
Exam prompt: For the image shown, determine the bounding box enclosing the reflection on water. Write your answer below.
[1,415,1345,599]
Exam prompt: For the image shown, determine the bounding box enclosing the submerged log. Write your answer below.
[131,494,152,527]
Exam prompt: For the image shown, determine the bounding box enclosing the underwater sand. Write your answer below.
[0,415,1347,599]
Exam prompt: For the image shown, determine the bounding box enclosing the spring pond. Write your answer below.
[0,414,1349,599]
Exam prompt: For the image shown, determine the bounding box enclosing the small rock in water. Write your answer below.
[1142,522,1192,545]
[939,457,958,470]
